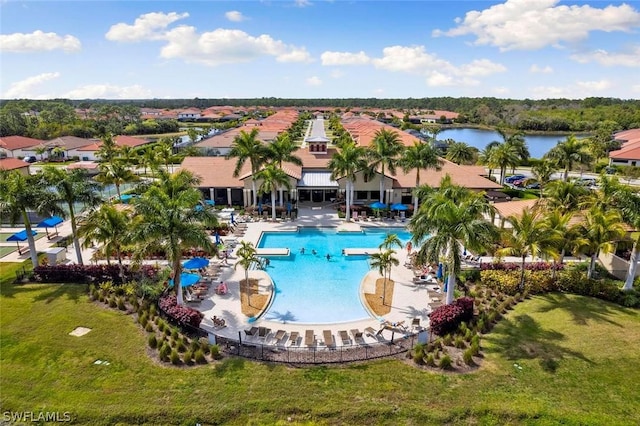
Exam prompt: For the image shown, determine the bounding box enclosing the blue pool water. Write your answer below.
[257,227,412,324]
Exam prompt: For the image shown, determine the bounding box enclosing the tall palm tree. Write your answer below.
[542,208,578,278]
[489,142,520,185]
[255,164,292,220]
[445,141,476,165]
[154,137,178,172]
[0,170,63,268]
[400,141,442,212]
[575,206,626,279]
[410,176,498,304]
[478,141,501,181]
[531,161,557,195]
[328,141,368,222]
[96,160,138,200]
[379,233,403,251]
[265,132,302,168]
[41,167,102,265]
[133,169,218,305]
[137,145,159,176]
[542,180,589,215]
[235,241,259,306]
[368,128,403,203]
[497,129,529,173]
[96,133,120,164]
[497,209,561,292]
[369,249,399,305]
[616,188,640,290]
[545,135,591,182]
[78,204,132,276]
[226,128,268,207]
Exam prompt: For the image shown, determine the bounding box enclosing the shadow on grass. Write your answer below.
[30,283,84,304]
[483,313,594,373]
[535,292,629,328]
[213,357,247,377]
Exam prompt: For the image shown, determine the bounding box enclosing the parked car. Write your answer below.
[526,182,541,189]
[504,174,526,183]
[22,156,37,163]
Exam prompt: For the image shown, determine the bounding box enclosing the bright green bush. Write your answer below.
[194,349,206,364]
[148,334,157,349]
[170,349,180,365]
[183,350,193,364]
[210,344,221,360]
[463,348,475,365]
[145,322,154,332]
[439,354,453,369]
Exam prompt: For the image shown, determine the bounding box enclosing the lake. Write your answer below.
[438,128,587,159]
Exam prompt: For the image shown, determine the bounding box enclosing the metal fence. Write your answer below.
[214,333,417,364]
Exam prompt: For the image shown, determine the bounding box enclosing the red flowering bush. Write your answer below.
[454,296,474,322]
[158,294,204,328]
[430,297,476,336]
[480,262,563,272]
[33,264,158,284]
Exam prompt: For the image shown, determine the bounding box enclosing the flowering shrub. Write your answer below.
[429,296,475,337]
[454,296,475,322]
[480,262,563,272]
[158,294,204,328]
[481,270,557,295]
[33,264,158,284]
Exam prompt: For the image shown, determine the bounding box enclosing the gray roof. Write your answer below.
[298,171,338,187]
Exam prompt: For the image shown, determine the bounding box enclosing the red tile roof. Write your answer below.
[0,136,44,150]
[0,157,30,171]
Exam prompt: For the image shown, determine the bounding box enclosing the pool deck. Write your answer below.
[0,204,454,347]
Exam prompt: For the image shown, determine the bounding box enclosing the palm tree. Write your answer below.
[78,204,132,276]
[616,188,640,290]
[137,145,159,176]
[545,135,591,182]
[379,233,403,251]
[118,145,138,169]
[369,249,399,305]
[255,164,292,220]
[265,132,302,168]
[35,145,47,161]
[226,128,268,207]
[41,167,102,265]
[400,141,443,212]
[489,142,520,185]
[96,160,139,200]
[133,169,218,305]
[410,176,498,304]
[0,170,63,268]
[96,133,120,164]
[497,129,529,173]
[235,241,258,287]
[368,128,403,203]
[328,142,368,222]
[478,141,501,181]
[445,141,476,165]
[154,137,178,172]
[497,209,561,291]
[542,180,589,214]
[542,208,577,278]
[575,206,626,279]
[531,161,557,195]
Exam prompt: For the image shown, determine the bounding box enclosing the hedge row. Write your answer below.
[33,264,159,284]
[429,297,474,336]
[158,294,204,328]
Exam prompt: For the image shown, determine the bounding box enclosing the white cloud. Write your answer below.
[3,72,60,98]
[294,0,312,7]
[225,11,246,22]
[106,12,189,42]
[306,76,322,86]
[370,45,505,87]
[570,47,640,67]
[63,84,152,99]
[321,51,370,66]
[329,69,344,79]
[374,88,384,95]
[493,87,510,95]
[433,0,640,51]
[576,79,612,91]
[632,84,640,93]
[160,27,311,66]
[0,31,80,53]
[530,64,554,74]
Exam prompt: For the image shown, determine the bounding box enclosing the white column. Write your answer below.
[279,188,284,207]
[226,188,232,206]
[209,188,214,202]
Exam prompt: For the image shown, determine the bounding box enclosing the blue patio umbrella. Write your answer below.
[183,257,209,270]
[7,229,37,254]
[370,201,387,209]
[119,194,137,204]
[36,216,63,239]
[205,199,215,206]
[436,263,443,279]
[286,201,292,213]
[391,203,408,211]
[230,211,237,225]
[214,231,221,245]
[168,272,201,288]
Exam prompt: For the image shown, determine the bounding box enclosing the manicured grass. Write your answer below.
[0,246,18,257]
[1,261,639,425]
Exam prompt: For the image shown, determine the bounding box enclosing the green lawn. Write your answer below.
[1,261,639,425]
[0,232,46,243]
[0,246,18,257]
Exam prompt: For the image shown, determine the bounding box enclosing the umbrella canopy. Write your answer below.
[7,229,37,241]
[370,201,387,209]
[36,216,64,228]
[195,200,215,212]
[183,257,209,270]
[436,263,443,279]
[214,231,221,245]
[204,199,215,206]
[391,203,408,211]
[168,272,201,288]
[119,194,138,204]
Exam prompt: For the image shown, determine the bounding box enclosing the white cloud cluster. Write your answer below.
[3,72,60,99]
[106,12,311,66]
[225,11,246,22]
[433,0,640,51]
[306,76,322,86]
[531,79,612,99]
[63,84,152,99]
[106,12,189,42]
[570,46,640,67]
[294,0,312,8]
[321,51,370,66]
[530,64,554,74]
[0,31,80,53]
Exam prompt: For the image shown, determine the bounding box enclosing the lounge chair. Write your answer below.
[305,330,315,347]
[350,329,365,344]
[244,326,258,337]
[257,326,271,341]
[339,330,350,345]
[323,330,335,348]
[412,318,421,330]
[288,331,300,346]
[364,327,377,337]
[273,329,286,344]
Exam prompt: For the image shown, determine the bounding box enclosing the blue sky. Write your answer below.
[1,0,639,100]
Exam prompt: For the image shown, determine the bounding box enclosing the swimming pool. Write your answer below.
[257,227,412,324]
